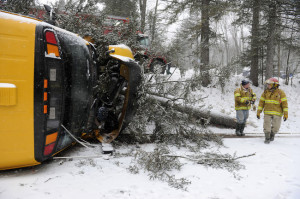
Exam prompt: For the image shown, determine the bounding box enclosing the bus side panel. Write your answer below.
[0,14,39,170]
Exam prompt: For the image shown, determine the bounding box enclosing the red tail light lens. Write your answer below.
[45,31,57,45]
[44,143,55,156]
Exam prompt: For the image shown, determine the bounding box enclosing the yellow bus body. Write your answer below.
[0,11,141,171]
[0,11,40,170]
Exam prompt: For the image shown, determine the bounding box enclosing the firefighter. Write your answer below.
[234,80,256,136]
[257,77,288,144]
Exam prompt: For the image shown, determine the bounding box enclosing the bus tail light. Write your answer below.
[44,132,58,156]
[44,143,55,156]
[45,30,60,57]
[45,31,57,44]
[47,44,60,57]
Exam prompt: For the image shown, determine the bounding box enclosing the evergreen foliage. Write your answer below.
[100,0,138,18]
[51,0,139,61]
[128,145,190,190]
[0,0,35,14]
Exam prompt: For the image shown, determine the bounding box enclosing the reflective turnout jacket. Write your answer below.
[234,85,256,110]
[257,88,288,117]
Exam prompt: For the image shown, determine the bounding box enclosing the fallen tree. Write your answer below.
[148,92,237,129]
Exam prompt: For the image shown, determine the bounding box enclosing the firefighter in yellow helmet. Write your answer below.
[234,80,256,136]
[257,77,288,144]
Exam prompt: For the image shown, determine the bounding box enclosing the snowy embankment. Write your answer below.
[1,68,300,199]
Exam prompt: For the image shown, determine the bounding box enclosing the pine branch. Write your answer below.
[162,152,256,163]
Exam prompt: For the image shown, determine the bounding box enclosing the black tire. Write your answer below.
[150,60,166,74]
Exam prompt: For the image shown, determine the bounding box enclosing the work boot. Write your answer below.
[240,123,246,136]
[264,133,271,144]
[235,123,241,136]
[264,139,270,144]
[270,132,275,141]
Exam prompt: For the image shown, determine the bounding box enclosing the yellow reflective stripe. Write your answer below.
[281,98,287,101]
[258,106,263,110]
[265,100,280,104]
[283,108,288,112]
[260,97,265,101]
[264,111,282,116]
[235,93,241,97]
[241,97,250,101]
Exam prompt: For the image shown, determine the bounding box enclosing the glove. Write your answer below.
[283,113,288,122]
[245,100,250,105]
[257,115,260,119]
[257,112,260,119]
[283,117,287,122]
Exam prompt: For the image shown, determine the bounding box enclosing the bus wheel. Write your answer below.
[150,60,166,74]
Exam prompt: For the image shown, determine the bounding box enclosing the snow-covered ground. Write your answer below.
[1,68,300,199]
[1,138,300,199]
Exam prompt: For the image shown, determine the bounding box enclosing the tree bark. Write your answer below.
[139,0,147,33]
[151,0,159,43]
[285,21,295,85]
[265,2,277,80]
[249,0,260,86]
[200,0,211,87]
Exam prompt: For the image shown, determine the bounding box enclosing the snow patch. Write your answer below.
[44,52,61,59]
[0,11,40,25]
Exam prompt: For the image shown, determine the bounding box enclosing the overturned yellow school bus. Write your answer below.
[0,10,141,170]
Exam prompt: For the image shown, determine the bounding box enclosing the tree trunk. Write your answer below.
[231,25,241,58]
[200,0,211,87]
[277,39,281,80]
[151,0,159,43]
[223,22,229,66]
[260,46,264,84]
[265,2,277,80]
[285,21,295,85]
[148,93,236,129]
[139,0,147,33]
[249,0,260,86]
